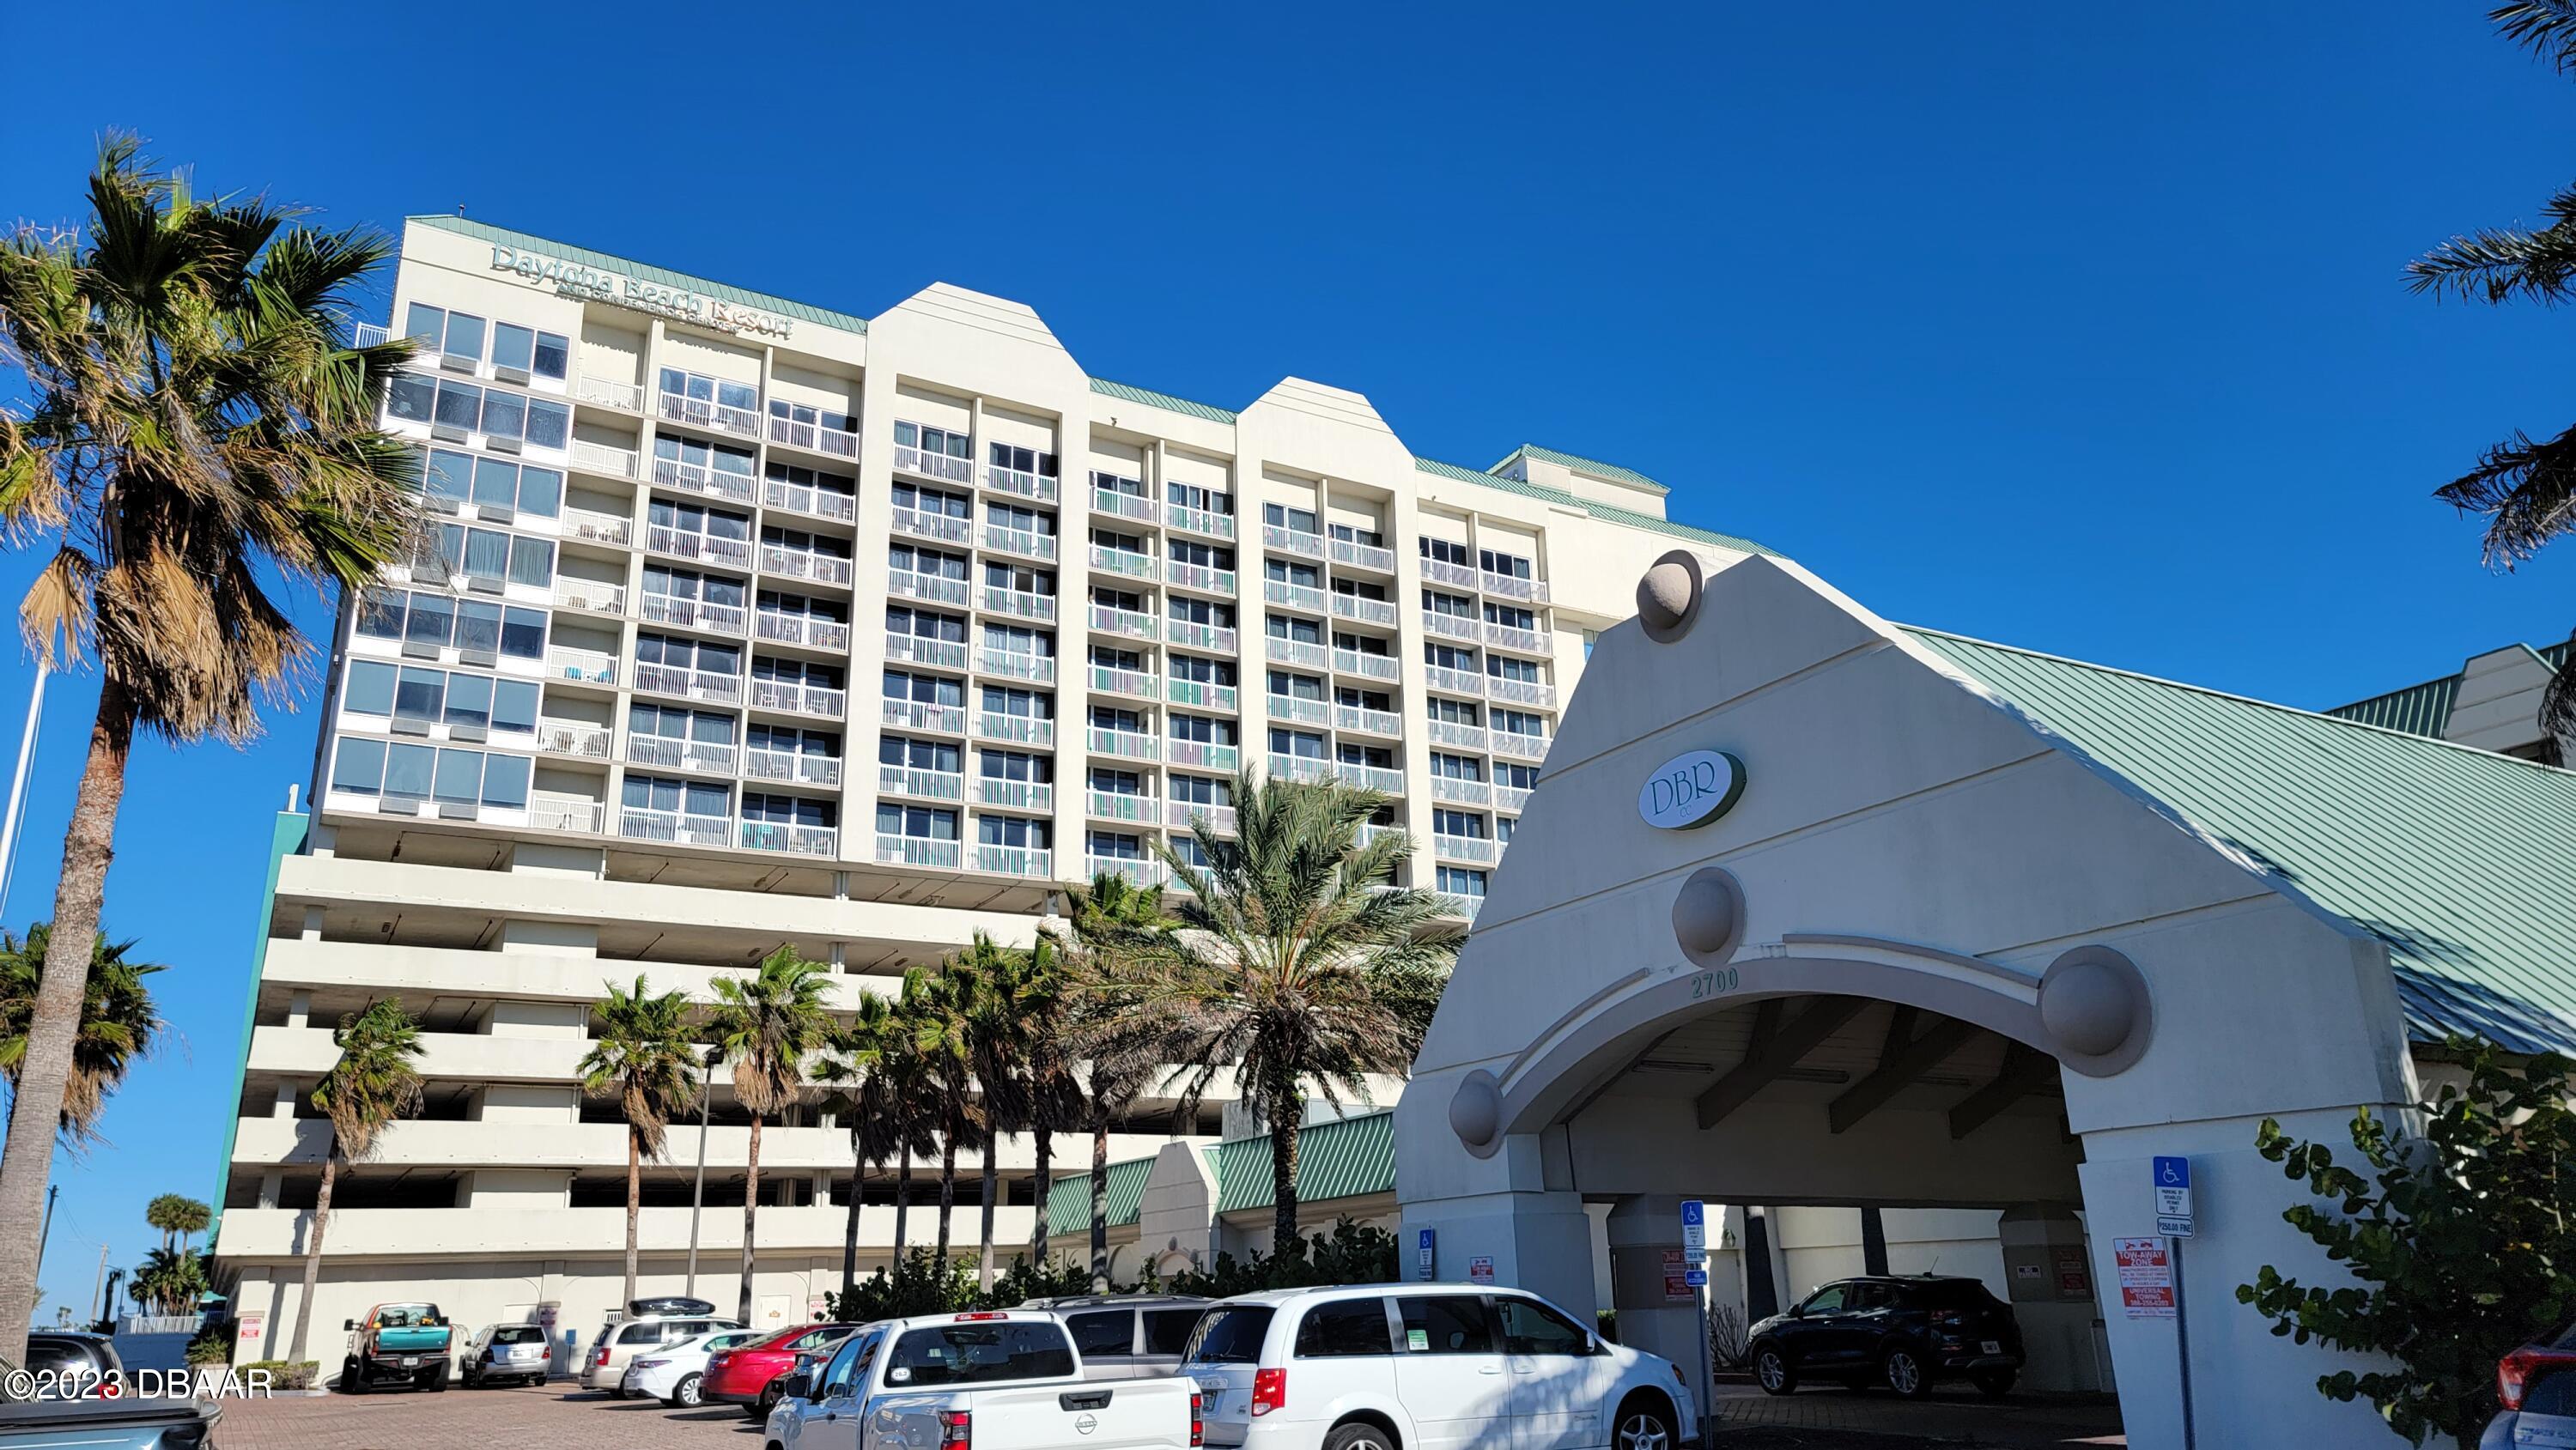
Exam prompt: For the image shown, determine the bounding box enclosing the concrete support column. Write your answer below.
[1604,1194,1707,1424]
[257,1170,283,1209]
[270,1083,297,1119]
[286,991,312,1029]
[1997,1201,2110,1393]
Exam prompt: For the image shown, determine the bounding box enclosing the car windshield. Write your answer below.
[887,1323,1074,1386]
[1183,1306,1276,1364]
[492,1327,544,1344]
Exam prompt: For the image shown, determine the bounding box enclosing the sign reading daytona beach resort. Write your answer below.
[1637,749,1746,830]
[489,246,798,340]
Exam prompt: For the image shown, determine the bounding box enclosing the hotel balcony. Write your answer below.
[1087,857,1168,889]
[764,547,856,588]
[529,792,607,834]
[767,412,860,460]
[1163,738,1240,773]
[878,764,967,803]
[890,570,971,608]
[744,747,843,788]
[1090,664,1159,701]
[1090,605,1159,643]
[1166,800,1236,834]
[1263,579,1327,616]
[536,720,611,760]
[1437,834,1498,865]
[1332,650,1400,683]
[1426,719,1487,752]
[649,454,756,504]
[562,507,634,548]
[981,523,1057,562]
[981,585,1057,623]
[634,662,742,705]
[547,646,617,688]
[1166,621,1236,654]
[982,461,1058,504]
[570,440,639,481]
[893,442,974,486]
[883,631,967,670]
[975,776,1054,813]
[1432,776,1492,807]
[1087,790,1159,826]
[763,476,857,524]
[1437,892,1485,921]
[575,374,642,412]
[1164,678,1238,713]
[892,505,974,547]
[1090,545,1158,585]
[1328,593,1397,628]
[626,733,738,776]
[1334,705,1403,737]
[1087,728,1159,763]
[1484,622,1550,656]
[639,592,747,637]
[658,386,759,440]
[1265,637,1328,670]
[1091,485,1156,525]
[1267,695,1327,727]
[1485,676,1558,710]
[1166,503,1235,540]
[646,526,754,570]
[552,578,628,616]
[1421,557,1480,591]
[1425,664,1485,698]
[1165,562,1235,597]
[1482,572,1551,604]
[1262,524,1324,560]
[1330,537,1397,574]
[1421,612,1480,644]
[1338,763,1406,795]
[620,807,732,849]
[741,820,840,857]
[973,843,1054,878]
[977,713,1054,749]
[1496,785,1533,816]
[1492,732,1550,763]
[977,647,1056,686]
[875,832,963,870]
[1267,753,1331,784]
[750,678,848,719]
[758,612,854,652]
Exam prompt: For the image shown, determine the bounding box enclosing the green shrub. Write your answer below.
[829,1248,1104,1321]
[182,1320,236,1366]
[239,1360,319,1390]
[1167,1220,1400,1296]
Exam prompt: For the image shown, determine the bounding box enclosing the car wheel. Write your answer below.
[1972,1368,2018,1398]
[421,1364,449,1393]
[671,1372,704,1408]
[1324,1422,1393,1450]
[1881,1347,1929,1399]
[1613,1397,1675,1450]
[1753,1345,1797,1396]
[340,1361,365,1395]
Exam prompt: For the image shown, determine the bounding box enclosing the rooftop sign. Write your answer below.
[489,246,797,341]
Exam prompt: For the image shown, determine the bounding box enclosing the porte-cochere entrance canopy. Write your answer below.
[1394,554,2576,1450]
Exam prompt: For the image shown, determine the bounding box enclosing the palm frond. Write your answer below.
[2408,190,2576,305]
[2494,2,2576,72]
[2433,421,2576,566]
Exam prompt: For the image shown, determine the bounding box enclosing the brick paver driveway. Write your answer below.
[1711,1382,2125,1447]
[212,1384,771,1449]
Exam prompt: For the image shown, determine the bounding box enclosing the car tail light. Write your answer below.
[593,1345,610,1368]
[2499,1347,2576,1411]
[953,1312,1008,1321]
[939,1410,972,1450]
[1250,1368,1287,1417]
[1191,1392,1205,1447]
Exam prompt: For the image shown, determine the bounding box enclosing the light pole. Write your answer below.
[0,657,51,921]
[684,1045,720,1298]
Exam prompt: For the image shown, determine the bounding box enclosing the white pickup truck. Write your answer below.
[766,1310,1201,1450]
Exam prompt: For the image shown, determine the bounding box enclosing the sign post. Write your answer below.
[2152,1156,2198,1450]
[1680,1201,1710,1444]
[1415,1228,1437,1283]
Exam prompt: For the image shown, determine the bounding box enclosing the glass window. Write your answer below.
[1066,1311,1133,1359]
[440,311,486,361]
[508,536,555,588]
[1142,1310,1200,1357]
[343,660,397,716]
[489,321,534,374]
[455,600,502,657]
[480,752,532,809]
[461,528,509,581]
[433,748,483,804]
[886,1324,1074,1387]
[1395,1296,1493,1355]
[1182,1307,1275,1365]
[1295,1300,1393,1358]
[404,591,455,649]
[499,607,546,659]
[444,672,493,729]
[491,680,539,735]
[1495,1298,1589,1356]
[356,589,405,640]
[382,742,436,798]
[532,331,569,381]
[518,466,562,517]
[387,372,436,424]
[525,397,569,451]
[1799,1286,1847,1315]
[403,303,445,345]
[332,736,386,794]
[424,450,472,508]
[393,667,445,724]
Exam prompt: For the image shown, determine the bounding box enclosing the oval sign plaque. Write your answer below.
[1638,749,1746,830]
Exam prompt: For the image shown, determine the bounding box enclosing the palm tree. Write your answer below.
[708,948,832,1326]
[578,976,702,1311]
[143,1192,210,1255]
[1014,940,1080,1268]
[0,926,167,1145]
[288,999,425,1366]
[957,936,1050,1289]
[131,1246,206,1318]
[1124,770,1455,1258]
[1052,873,1180,1286]
[903,963,981,1271]
[0,141,421,1359]
[819,992,935,1302]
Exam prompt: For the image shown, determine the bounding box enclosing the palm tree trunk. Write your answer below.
[1089,1112,1111,1291]
[0,683,133,1367]
[1029,1123,1051,1268]
[623,1125,641,1309]
[895,1145,912,1253]
[288,1144,339,1367]
[935,1111,957,1267]
[739,1114,762,1326]
[1269,1087,1303,1262]
[839,1138,864,1306]
[976,1117,999,1290]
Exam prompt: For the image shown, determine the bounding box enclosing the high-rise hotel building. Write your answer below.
[211,215,1766,1352]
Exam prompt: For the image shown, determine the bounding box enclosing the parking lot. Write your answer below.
[210,1381,2125,1450]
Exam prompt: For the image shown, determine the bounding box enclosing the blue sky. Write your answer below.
[1,2,2570,1322]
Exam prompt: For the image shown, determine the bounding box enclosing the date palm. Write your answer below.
[131,1246,206,1318]
[0,139,420,1361]
[958,936,1054,1289]
[1125,771,1455,1258]
[708,948,831,1326]
[578,975,702,1311]
[819,991,935,1302]
[0,925,164,1145]
[288,999,424,1366]
[903,962,981,1271]
[1051,872,1180,1287]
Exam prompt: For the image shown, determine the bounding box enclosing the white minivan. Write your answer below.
[1183,1284,1697,1450]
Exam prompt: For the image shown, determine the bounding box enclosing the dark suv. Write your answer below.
[1747,1274,2024,1398]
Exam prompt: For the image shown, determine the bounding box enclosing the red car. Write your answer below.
[703,1322,859,1417]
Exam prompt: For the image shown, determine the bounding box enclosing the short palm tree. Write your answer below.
[1127,770,1455,1257]
[289,999,425,1366]
[0,140,420,1359]
[0,926,164,1147]
[131,1246,206,1318]
[578,976,702,1310]
[143,1192,210,1256]
[1052,873,1180,1286]
[708,948,832,1326]
[819,992,936,1301]
[903,963,981,1269]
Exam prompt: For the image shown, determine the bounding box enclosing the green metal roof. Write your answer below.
[2324,637,2571,740]
[1491,444,1669,496]
[1089,378,1239,425]
[1412,457,1774,558]
[408,215,873,335]
[1212,1110,1397,1215]
[1044,1155,1154,1238]
[1905,627,2576,1057]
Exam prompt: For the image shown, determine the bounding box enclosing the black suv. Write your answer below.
[1747,1275,2024,1398]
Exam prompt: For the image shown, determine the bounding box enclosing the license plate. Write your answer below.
[1980,1340,2002,1355]
[402,1356,420,1368]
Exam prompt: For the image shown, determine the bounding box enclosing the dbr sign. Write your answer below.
[1638,751,1746,830]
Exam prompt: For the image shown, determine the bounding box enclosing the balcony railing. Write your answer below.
[1164,738,1240,773]
[576,374,642,411]
[974,843,1054,877]
[553,578,627,616]
[1087,857,1167,889]
[1482,572,1550,604]
[977,647,1056,685]
[1495,785,1533,815]
[1091,486,1156,524]
[764,548,856,587]
[1426,719,1487,751]
[977,713,1055,748]
[1089,545,1157,583]
[763,477,857,523]
[1437,892,1485,921]
[1328,763,1401,795]
[1486,676,1557,709]
[1262,525,1325,559]
[1425,664,1486,697]
[1166,800,1236,834]
[768,415,860,459]
[1089,605,1158,642]
[620,807,732,848]
[982,462,1058,503]
[570,440,638,480]
[650,455,756,503]
[981,585,1057,622]
[659,388,760,439]
[1087,790,1159,825]
[1422,611,1481,643]
[639,593,747,636]
[1165,562,1235,596]
[981,524,1057,561]
[884,632,966,670]
[1090,665,1159,700]
[1267,753,1331,784]
[744,748,843,787]
[1166,621,1236,654]
[1263,579,1327,615]
[547,646,617,686]
[1328,592,1396,628]
[1267,695,1327,726]
[1265,637,1328,670]
[883,697,966,734]
[878,764,966,802]
[894,444,975,485]
[633,662,741,703]
[742,820,841,856]
[1437,834,1498,865]
[646,526,754,569]
[1087,728,1159,762]
[750,679,847,719]
[1165,678,1239,713]
[626,733,738,775]
[562,507,634,547]
[886,573,970,611]
[536,720,611,759]
[975,776,1054,813]
[1484,622,1549,656]
[1421,557,1480,590]
[1166,503,1235,539]
[1432,776,1492,806]
[1333,649,1400,683]
[530,792,607,834]
[892,506,974,545]
[1330,537,1397,573]
[1334,705,1403,737]
[876,832,963,870]
[1492,731,1550,762]
[756,612,854,652]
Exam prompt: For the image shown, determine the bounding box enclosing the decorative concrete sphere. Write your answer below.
[2039,949,2142,1059]
[1637,550,1704,642]
[1449,1071,1501,1149]
[1671,867,1746,964]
